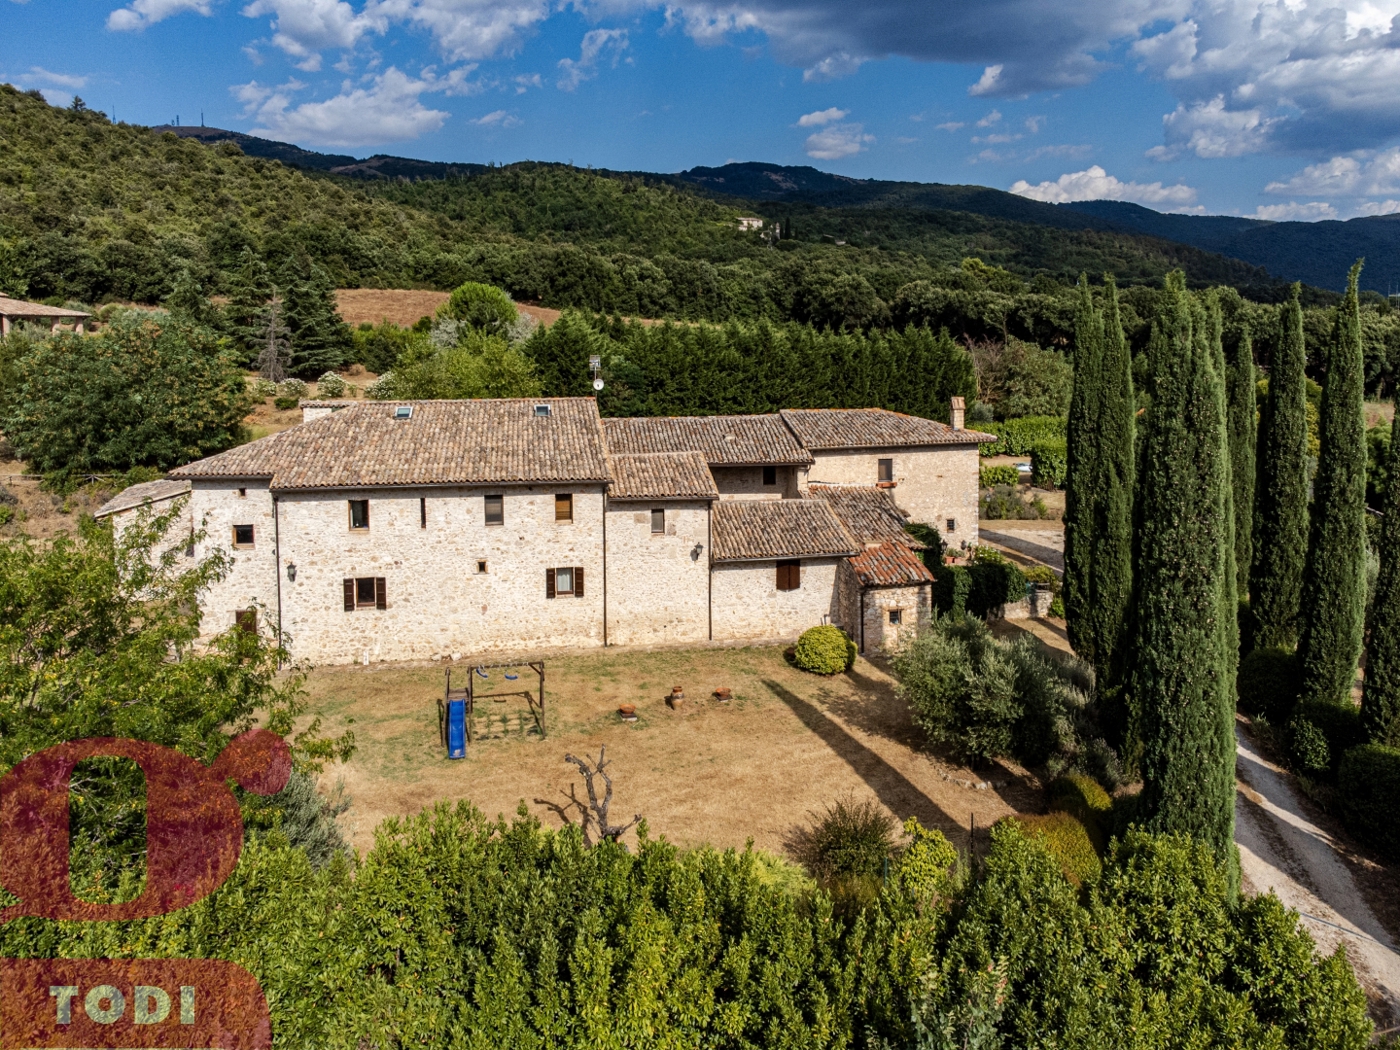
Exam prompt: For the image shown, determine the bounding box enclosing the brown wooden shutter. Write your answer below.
[236,609,257,634]
[375,577,387,609]
[546,568,556,599]
[574,566,584,598]
[343,579,355,612]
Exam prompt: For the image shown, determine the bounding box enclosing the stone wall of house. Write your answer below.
[858,583,931,654]
[189,481,281,639]
[710,558,840,642]
[806,445,981,545]
[106,496,195,568]
[604,500,712,645]
[710,465,801,499]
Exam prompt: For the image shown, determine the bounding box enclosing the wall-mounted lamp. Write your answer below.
[690,543,704,562]
[285,562,297,582]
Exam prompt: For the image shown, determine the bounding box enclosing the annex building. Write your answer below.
[98,398,993,665]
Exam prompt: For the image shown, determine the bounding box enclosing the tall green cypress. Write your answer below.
[1250,285,1309,650]
[1130,272,1237,873]
[1226,330,1256,597]
[1363,407,1400,746]
[1298,262,1368,706]
[1064,274,1103,663]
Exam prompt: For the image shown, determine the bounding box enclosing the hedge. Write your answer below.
[979,416,1066,457]
[1010,811,1102,884]
[1237,647,1301,724]
[980,464,1020,487]
[1338,744,1400,859]
[1288,698,1365,776]
[932,562,971,616]
[1031,439,1067,488]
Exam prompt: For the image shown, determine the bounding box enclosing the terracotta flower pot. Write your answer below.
[618,704,637,722]
[714,687,732,703]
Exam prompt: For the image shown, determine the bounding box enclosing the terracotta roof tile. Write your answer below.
[805,485,922,548]
[779,408,996,449]
[602,415,812,466]
[0,296,90,319]
[171,398,610,489]
[848,542,935,587]
[608,452,718,501]
[93,479,191,519]
[711,500,856,562]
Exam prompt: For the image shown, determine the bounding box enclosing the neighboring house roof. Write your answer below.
[805,484,922,549]
[0,296,90,319]
[711,500,856,562]
[608,452,718,501]
[602,415,813,466]
[171,398,611,489]
[779,408,996,449]
[94,479,191,519]
[848,541,935,588]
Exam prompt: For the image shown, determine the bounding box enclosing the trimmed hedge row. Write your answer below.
[1031,439,1067,489]
[1339,744,1400,860]
[979,416,1066,456]
[980,464,1020,487]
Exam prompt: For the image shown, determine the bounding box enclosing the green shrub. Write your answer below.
[1049,594,1065,617]
[1288,714,1332,774]
[1022,563,1060,597]
[277,378,308,399]
[440,280,518,334]
[966,548,1028,618]
[250,377,276,399]
[1030,438,1067,488]
[979,415,1066,457]
[979,464,1020,487]
[1295,698,1365,771]
[316,370,347,398]
[1237,646,1301,723]
[1047,772,1113,843]
[980,483,1049,519]
[1010,811,1101,884]
[1338,743,1400,859]
[794,624,855,675]
[273,395,299,410]
[932,562,971,616]
[791,796,897,880]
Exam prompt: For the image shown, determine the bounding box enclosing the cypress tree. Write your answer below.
[1226,330,1256,597]
[1130,272,1237,873]
[1298,262,1368,706]
[1251,285,1309,650]
[1064,274,1103,663]
[1363,406,1400,746]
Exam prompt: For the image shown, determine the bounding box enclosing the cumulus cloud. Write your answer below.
[796,106,846,126]
[804,122,872,159]
[1009,165,1197,207]
[471,108,520,127]
[1147,95,1282,160]
[1264,148,1400,198]
[934,121,964,132]
[107,0,210,31]
[557,28,628,91]
[241,0,386,70]
[234,66,450,145]
[373,0,552,63]
[975,109,1001,127]
[1356,199,1400,216]
[1253,201,1338,221]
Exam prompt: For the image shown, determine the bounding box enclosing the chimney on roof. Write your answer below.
[950,396,965,431]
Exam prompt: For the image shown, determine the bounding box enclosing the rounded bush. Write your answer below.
[277,378,308,399]
[1236,647,1301,723]
[1338,743,1400,860]
[794,625,855,675]
[317,370,347,398]
[1287,715,1331,774]
[441,281,517,334]
[1047,772,1112,845]
[273,395,299,411]
[791,796,896,880]
[1009,812,1101,885]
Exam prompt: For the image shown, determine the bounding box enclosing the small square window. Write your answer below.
[485,494,504,526]
[476,560,487,574]
[393,405,413,420]
[878,458,893,483]
[555,493,573,522]
[889,609,903,625]
[762,466,777,486]
[355,577,377,605]
[237,487,247,498]
[555,566,574,594]
[349,500,370,530]
[651,508,665,534]
[534,404,552,417]
[946,518,956,533]
[232,524,255,547]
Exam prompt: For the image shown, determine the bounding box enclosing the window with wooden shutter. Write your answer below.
[236,609,257,634]
[574,566,584,598]
[651,508,665,533]
[375,577,387,609]
[555,493,573,522]
[349,499,369,530]
[546,567,557,599]
[343,579,355,612]
[485,494,504,526]
[420,497,427,528]
[355,577,376,607]
[776,559,801,591]
[232,524,255,547]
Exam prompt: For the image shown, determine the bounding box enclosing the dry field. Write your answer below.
[300,644,1044,857]
[335,289,563,329]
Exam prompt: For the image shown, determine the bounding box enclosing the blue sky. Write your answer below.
[6,0,1400,220]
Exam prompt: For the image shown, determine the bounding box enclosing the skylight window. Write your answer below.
[393,405,412,420]
[534,404,552,417]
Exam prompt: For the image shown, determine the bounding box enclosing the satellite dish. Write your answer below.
[592,378,605,391]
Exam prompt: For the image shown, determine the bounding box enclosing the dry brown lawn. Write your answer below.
[301,644,1042,857]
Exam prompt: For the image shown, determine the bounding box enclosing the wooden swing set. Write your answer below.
[440,661,546,753]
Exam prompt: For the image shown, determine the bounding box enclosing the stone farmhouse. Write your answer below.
[97,397,993,665]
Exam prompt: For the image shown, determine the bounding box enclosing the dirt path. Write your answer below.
[1235,726,1400,1020]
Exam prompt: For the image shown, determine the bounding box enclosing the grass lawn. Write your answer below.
[301,644,1041,857]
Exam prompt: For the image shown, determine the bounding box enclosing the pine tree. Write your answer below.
[256,293,291,383]
[1130,272,1237,874]
[1250,285,1309,650]
[281,256,350,379]
[164,267,219,328]
[1363,407,1400,746]
[1226,330,1256,597]
[1064,274,1103,663]
[1298,262,1368,706]
[224,248,274,362]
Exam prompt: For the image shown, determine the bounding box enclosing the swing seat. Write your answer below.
[505,673,519,681]
[475,667,489,678]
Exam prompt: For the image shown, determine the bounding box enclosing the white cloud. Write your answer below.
[1264,147,1400,198]
[556,28,628,91]
[1023,115,1043,133]
[801,52,863,81]
[1356,199,1400,216]
[107,0,210,31]
[234,66,450,146]
[513,73,542,92]
[934,121,964,132]
[26,67,88,89]
[241,0,386,70]
[373,0,552,63]
[1253,201,1339,221]
[975,108,1001,127]
[973,132,1020,144]
[1009,165,1198,206]
[804,122,872,159]
[471,109,520,127]
[796,106,846,126]
[1149,95,1281,160]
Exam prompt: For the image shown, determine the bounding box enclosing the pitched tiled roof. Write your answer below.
[848,542,934,588]
[608,452,718,501]
[171,399,610,489]
[93,479,191,519]
[711,500,856,562]
[602,415,813,466]
[0,296,89,319]
[779,408,996,449]
[805,485,923,548]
